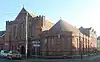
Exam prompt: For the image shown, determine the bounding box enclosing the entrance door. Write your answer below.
[20,46,25,55]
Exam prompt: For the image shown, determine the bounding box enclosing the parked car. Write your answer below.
[7,51,22,59]
[0,50,12,57]
[2,50,12,57]
[0,50,4,56]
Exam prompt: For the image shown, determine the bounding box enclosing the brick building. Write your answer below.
[6,7,53,55]
[4,7,97,56]
[79,27,97,52]
[40,19,91,56]
[0,31,9,50]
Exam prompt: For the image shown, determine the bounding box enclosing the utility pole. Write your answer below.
[25,12,28,59]
[79,33,82,60]
[83,35,84,55]
[88,36,89,56]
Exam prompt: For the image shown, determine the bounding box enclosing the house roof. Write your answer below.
[21,7,37,17]
[0,31,5,37]
[15,7,37,20]
[97,36,100,40]
[49,19,80,33]
[79,26,92,30]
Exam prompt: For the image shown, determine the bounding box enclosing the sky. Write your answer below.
[0,0,100,36]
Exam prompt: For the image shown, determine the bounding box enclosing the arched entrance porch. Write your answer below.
[20,46,25,55]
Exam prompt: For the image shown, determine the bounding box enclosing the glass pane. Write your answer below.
[4,50,9,53]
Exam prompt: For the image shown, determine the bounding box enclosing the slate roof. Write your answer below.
[49,19,80,33]
[97,36,100,40]
[0,31,5,37]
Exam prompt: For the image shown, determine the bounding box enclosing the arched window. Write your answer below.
[13,26,16,39]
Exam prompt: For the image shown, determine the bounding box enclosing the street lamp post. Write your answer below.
[83,35,84,55]
[79,33,82,60]
[88,36,89,56]
[25,12,28,59]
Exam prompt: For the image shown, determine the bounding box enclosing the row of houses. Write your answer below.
[0,7,97,56]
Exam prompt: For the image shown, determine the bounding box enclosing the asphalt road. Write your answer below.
[0,58,24,62]
[0,58,81,62]
[0,58,93,62]
[0,55,100,62]
[79,55,100,62]
[87,55,100,62]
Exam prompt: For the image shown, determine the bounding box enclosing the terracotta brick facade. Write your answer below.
[1,7,97,56]
[5,7,53,55]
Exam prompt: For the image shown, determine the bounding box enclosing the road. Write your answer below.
[0,55,100,62]
[0,58,24,62]
[0,58,87,62]
[87,55,100,62]
[80,55,100,62]
[0,58,81,62]
[0,58,82,62]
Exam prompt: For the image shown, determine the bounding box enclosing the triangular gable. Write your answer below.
[15,7,28,20]
[15,7,36,21]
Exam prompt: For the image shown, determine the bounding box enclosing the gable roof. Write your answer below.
[49,19,80,33]
[97,36,100,40]
[0,31,5,37]
[15,7,27,19]
[15,7,36,20]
